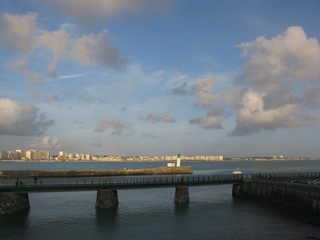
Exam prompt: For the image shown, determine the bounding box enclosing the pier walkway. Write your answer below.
[0,173,244,193]
[2,171,320,193]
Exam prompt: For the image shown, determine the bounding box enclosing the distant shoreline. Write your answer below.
[0,158,319,163]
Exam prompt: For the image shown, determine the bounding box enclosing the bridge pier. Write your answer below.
[0,192,30,215]
[96,189,119,209]
[174,186,189,204]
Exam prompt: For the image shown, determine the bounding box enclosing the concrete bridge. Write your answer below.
[0,173,244,215]
[0,173,245,192]
[1,171,320,215]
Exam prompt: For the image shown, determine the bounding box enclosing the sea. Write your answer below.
[1,160,320,240]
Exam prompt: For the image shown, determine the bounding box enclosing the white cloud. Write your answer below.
[231,26,320,136]
[192,77,219,108]
[72,29,127,69]
[0,12,38,52]
[234,91,319,133]
[37,29,71,78]
[0,98,54,136]
[237,26,320,91]
[172,26,320,135]
[0,13,127,85]
[186,77,230,129]
[94,118,132,135]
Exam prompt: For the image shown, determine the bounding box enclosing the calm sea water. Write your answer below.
[1,160,320,240]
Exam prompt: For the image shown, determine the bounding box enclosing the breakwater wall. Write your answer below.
[0,192,30,215]
[232,180,320,215]
[0,166,193,178]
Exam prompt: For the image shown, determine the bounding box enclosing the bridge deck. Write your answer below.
[2,171,320,193]
[0,174,244,193]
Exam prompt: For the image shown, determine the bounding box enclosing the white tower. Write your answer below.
[177,153,181,167]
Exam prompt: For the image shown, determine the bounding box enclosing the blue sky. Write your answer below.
[0,0,320,158]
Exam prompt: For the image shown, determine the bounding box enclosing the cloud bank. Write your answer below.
[172,26,320,136]
[232,26,320,136]
[0,98,54,136]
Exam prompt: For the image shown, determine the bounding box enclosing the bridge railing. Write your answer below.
[0,173,244,189]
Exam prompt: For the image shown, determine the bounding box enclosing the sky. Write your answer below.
[0,0,320,158]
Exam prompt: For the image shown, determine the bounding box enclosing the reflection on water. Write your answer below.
[95,208,119,225]
[0,210,30,239]
[174,202,189,213]
[0,210,30,228]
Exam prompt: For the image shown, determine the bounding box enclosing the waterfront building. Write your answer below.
[26,150,49,160]
[0,151,8,160]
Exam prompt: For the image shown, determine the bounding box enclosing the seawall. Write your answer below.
[0,166,193,178]
[0,192,30,215]
[233,180,320,215]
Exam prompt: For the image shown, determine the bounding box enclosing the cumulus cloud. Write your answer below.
[192,77,219,108]
[231,91,320,136]
[139,113,175,123]
[173,26,320,135]
[231,26,320,136]
[41,0,172,24]
[72,29,127,69]
[237,26,320,90]
[0,98,54,136]
[29,136,63,149]
[94,118,132,135]
[0,12,38,52]
[0,13,127,85]
[186,77,230,129]
[37,29,71,78]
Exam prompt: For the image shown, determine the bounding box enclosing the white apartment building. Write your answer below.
[26,150,49,160]
[0,150,26,160]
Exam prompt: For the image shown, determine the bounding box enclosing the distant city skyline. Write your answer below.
[2,148,310,161]
[0,0,320,158]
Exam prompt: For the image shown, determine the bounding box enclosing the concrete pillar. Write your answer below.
[0,192,30,215]
[232,183,242,197]
[174,186,189,204]
[96,189,119,209]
